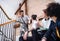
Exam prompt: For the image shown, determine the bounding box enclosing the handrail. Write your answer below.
[15,0,27,15]
[0,5,11,20]
[0,20,16,26]
[0,19,16,41]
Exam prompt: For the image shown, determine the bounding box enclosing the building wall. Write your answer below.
[16,0,55,36]
[55,0,60,3]
[27,0,55,18]
[0,0,59,19]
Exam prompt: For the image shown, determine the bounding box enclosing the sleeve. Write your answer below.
[25,15,29,24]
[27,16,29,21]
[16,17,20,22]
[16,18,24,24]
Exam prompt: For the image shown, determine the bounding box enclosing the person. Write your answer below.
[41,2,60,41]
[31,15,39,29]
[41,9,52,29]
[15,10,30,41]
[37,9,52,40]
[30,14,40,41]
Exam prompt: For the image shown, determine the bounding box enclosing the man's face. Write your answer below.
[16,13,21,17]
[16,11,24,17]
[20,12,24,16]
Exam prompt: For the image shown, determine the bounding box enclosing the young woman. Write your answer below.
[30,14,40,41]
[41,2,60,41]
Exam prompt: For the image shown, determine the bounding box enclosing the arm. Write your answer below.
[41,21,53,41]
[41,28,52,41]
[23,31,29,40]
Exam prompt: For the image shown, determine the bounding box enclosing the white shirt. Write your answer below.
[32,20,38,29]
[41,18,52,29]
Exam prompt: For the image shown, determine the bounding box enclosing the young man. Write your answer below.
[15,10,29,41]
[41,2,60,41]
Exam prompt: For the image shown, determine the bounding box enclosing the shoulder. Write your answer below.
[24,15,29,20]
[49,21,56,29]
[24,15,29,17]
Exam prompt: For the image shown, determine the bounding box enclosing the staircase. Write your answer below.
[0,6,16,41]
[0,0,27,41]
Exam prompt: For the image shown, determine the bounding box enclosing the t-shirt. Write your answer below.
[16,15,29,36]
[41,18,52,29]
[32,20,38,29]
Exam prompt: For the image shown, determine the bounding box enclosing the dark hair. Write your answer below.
[19,10,24,12]
[15,10,24,15]
[31,15,37,20]
[45,2,60,18]
[43,9,49,16]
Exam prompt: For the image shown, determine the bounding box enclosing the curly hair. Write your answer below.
[44,2,60,18]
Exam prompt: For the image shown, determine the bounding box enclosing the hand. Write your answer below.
[23,31,28,40]
[41,39,46,41]
[41,37,47,41]
[14,22,20,28]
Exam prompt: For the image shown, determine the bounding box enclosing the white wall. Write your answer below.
[27,0,55,18]
[55,0,60,3]
[0,0,24,19]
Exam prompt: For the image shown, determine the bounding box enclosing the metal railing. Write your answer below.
[0,6,16,41]
[0,20,16,41]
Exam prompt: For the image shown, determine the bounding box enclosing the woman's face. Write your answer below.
[43,11,48,18]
